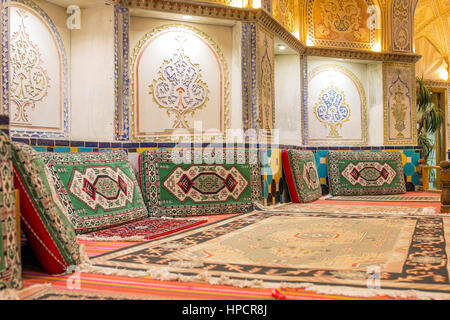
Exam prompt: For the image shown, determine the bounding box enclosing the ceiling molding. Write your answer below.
[109,0,307,54]
[305,46,422,63]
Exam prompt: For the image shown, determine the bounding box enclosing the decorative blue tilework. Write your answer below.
[241,22,257,132]
[114,5,130,141]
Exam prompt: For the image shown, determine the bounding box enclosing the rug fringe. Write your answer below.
[264,204,438,216]
[77,235,147,242]
[253,202,288,211]
[0,289,20,300]
[77,262,450,300]
[0,283,53,300]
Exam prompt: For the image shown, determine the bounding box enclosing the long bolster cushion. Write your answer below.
[139,149,263,217]
[327,150,406,196]
[12,142,81,274]
[281,149,322,203]
[41,150,149,234]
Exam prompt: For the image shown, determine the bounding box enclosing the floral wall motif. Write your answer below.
[391,0,412,52]
[10,8,49,125]
[307,0,376,50]
[307,63,368,146]
[272,0,295,32]
[257,26,275,132]
[383,63,416,145]
[5,0,69,139]
[130,24,230,142]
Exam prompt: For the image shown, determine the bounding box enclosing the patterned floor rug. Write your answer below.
[77,217,207,241]
[324,195,441,202]
[266,203,437,215]
[89,210,450,299]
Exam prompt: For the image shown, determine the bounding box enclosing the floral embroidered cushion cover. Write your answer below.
[327,151,406,196]
[41,150,149,234]
[281,149,322,203]
[139,149,262,216]
[0,134,22,290]
[12,142,81,274]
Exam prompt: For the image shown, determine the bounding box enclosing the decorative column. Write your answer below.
[241,21,277,206]
[440,160,450,213]
[114,5,130,141]
[391,0,414,53]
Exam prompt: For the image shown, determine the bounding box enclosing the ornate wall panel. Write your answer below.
[130,24,230,142]
[261,0,272,12]
[306,64,368,146]
[391,0,413,52]
[272,0,295,32]
[256,26,275,132]
[241,22,258,132]
[5,0,69,139]
[382,63,416,145]
[306,0,376,50]
[114,6,130,141]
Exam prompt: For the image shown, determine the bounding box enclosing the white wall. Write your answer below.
[70,4,115,141]
[367,62,384,145]
[274,54,302,146]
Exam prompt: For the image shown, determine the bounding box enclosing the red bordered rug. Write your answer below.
[77,217,208,241]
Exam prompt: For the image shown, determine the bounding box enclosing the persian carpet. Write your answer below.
[89,210,450,299]
[265,203,436,216]
[78,217,208,241]
[41,150,149,233]
[139,149,262,217]
[327,151,406,196]
[281,150,322,203]
[325,195,440,202]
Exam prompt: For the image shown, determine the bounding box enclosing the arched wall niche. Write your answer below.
[305,61,369,146]
[7,0,69,139]
[129,23,231,143]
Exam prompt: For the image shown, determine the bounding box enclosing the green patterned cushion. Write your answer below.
[281,149,322,203]
[327,151,406,196]
[12,142,80,274]
[41,150,149,234]
[0,134,22,290]
[140,149,262,217]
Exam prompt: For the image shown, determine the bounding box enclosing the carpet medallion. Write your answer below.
[78,217,207,241]
[90,210,450,297]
